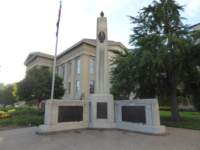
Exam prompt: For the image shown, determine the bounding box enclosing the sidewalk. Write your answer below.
[0,127,199,150]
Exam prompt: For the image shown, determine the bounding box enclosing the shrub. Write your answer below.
[0,107,44,127]
[10,107,43,116]
[0,111,11,119]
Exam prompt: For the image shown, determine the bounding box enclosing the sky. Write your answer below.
[0,0,199,84]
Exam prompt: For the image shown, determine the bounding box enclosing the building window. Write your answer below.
[89,58,95,74]
[58,65,65,78]
[89,80,95,94]
[76,58,80,74]
[75,80,81,94]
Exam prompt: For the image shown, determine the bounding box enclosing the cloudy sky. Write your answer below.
[0,0,199,84]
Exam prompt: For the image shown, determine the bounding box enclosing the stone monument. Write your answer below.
[89,11,115,128]
[37,12,165,135]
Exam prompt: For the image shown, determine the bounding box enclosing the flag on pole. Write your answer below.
[56,1,62,37]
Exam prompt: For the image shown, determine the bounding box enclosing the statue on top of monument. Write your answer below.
[100,11,104,17]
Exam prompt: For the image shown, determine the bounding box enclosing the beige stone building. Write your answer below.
[191,23,200,31]
[24,38,126,100]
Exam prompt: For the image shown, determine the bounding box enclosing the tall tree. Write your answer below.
[110,0,200,121]
[110,49,136,99]
[17,67,65,105]
[129,0,200,121]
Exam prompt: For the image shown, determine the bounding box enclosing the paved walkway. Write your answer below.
[0,127,199,150]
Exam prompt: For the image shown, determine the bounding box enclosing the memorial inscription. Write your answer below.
[122,106,146,124]
[97,102,107,119]
[58,106,83,122]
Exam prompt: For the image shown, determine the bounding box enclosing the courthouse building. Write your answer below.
[24,38,126,100]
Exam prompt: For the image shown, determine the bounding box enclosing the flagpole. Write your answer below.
[51,0,62,100]
[50,33,59,100]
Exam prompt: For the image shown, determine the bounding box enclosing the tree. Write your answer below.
[130,0,198,121]
[0,84,17,107]
[111,48,157,100]
[0,83,3,90]
[110,49,136,99]
[17,67,65,104]
[111,0,200,121]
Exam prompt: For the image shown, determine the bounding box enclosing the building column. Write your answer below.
[63,63,68,98]
[80,55,89,100]
[70,59,76,99]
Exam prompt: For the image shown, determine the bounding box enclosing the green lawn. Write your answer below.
[160,111,200,130]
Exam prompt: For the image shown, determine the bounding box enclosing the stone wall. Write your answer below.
[115,99,166,134]
[38,100,89,133]
[38,98,165,135]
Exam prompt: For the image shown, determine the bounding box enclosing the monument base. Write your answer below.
[37,98,165,135]
[36,100,89,134]
[37,122,88,134]
[114,99,166,134]
[89,94,115,128]
[116,123,166,134]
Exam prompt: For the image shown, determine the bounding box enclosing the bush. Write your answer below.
[10,107,43,116]
[0,107,44,127]
[0,111,11,119]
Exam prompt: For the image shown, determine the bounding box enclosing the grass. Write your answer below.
[0,107,44,128]
[160,110,200,130]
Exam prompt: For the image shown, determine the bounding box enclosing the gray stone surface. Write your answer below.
[115,99,165,134]
[0,127,199,150]
[38,100,89,133]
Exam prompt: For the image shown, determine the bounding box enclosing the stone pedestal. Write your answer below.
[114,99,166,134]
[89,94,115,128]
[37,100,89,134]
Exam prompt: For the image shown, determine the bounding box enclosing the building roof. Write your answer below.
[25,38,127,65]
[190,23,200,29]
[24,52,53,66]
[57,38,127,58]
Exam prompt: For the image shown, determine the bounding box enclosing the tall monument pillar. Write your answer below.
[95,11,109,94]
[89,12,115,128]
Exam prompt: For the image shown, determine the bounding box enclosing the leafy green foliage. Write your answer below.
[183,69,200,111]
[17,67,65,103]
[111,0,200,121]
[110,49,136,99]
[0,84,17,107]
[0,107,44,127]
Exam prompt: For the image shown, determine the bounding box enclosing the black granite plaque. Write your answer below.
[58,106,83,122]
[97,102,107,119]
[122,106,146,124]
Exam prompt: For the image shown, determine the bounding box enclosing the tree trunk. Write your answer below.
[170,73,181,122]
[37,99,41,108]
